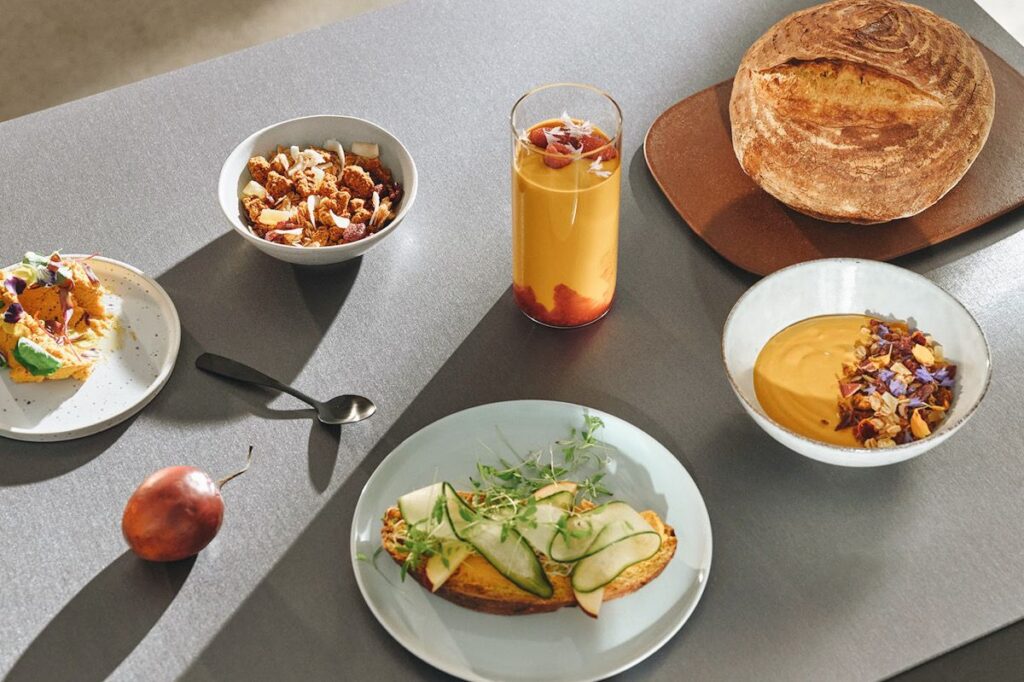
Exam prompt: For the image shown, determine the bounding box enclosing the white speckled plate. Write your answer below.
[351,400,713,682]
[0,256,180,442]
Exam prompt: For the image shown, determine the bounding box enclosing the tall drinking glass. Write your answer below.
[511,84,622,328]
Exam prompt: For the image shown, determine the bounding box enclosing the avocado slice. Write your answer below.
[12,337,62,376]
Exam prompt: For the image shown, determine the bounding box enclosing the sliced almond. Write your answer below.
[350,141,379,159]
[912,344,935,366]
[910,409,931,439]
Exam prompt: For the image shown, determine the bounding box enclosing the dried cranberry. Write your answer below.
[342,223,367,243]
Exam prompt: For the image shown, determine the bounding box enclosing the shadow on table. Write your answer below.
[0,415,136,487]
[5,551,194,682]
[150,233,362,426]
[178,261,925,679]
[176,282,731,680]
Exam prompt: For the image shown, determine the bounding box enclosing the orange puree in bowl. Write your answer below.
[753,314,872,447]
[512,121,620,327]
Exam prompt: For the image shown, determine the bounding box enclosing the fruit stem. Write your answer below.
[217,446,254,488]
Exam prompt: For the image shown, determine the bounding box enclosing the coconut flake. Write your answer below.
[289,145,300,161]
[307,195,317,229]
[258,208,298,225]
[266,227,304,243]
[301,149,325,165]
[273,152,291,172]
[560,111,593,138]
[310,165,325,186]
[242,180,267,198]
[350,142,379,159]
[324,139,345,167]
[587,158,612,179]
[330,212,350,229]
[372,191,380,211]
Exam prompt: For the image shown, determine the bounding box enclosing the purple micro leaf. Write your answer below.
[3,302,24,324]
[4,276,26,295]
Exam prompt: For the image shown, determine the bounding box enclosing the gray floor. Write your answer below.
[0,0,1020,123]
[0,0,395,122]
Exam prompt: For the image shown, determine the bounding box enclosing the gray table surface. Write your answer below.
[1,1,1023,680]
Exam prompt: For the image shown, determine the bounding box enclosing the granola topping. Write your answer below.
[836,319,956,448]
[241,140,402,247]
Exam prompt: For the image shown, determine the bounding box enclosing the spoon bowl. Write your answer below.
[318,394,376,425]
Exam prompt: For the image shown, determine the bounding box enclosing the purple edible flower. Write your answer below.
[3,275,26,295]
[889,379,907,397]
[906,397,927,409]
[3,302,23,324]
[915,367,935,383]
[877,324,890,336]
[940,377,955,388]
[934,367,949,381]
[864,385,877,395]
[878,369,894,382]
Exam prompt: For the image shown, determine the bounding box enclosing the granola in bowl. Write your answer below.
[837,319,956,448]
[240,140,402,247]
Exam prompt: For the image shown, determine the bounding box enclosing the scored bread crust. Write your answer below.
[729,0,995,224]
[380,503,678,616]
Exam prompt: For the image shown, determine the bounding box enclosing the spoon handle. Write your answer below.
[195,353,319,409]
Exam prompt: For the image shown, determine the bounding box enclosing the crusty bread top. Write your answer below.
[730,0,995,224]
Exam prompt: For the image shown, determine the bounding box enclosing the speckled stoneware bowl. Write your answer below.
[722,258,991,467]
[218,115,417,265]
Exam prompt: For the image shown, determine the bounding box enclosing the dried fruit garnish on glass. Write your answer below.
[240,140,402,247]
[836,319,956,448]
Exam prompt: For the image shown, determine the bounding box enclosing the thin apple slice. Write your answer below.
[533,481,578,500]
[574,586,605,618]
[425,541,472,591]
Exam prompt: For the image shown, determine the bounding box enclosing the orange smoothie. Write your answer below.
[512,119,621,327]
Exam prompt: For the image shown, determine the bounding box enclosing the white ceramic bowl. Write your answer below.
[218,115,417,265]
[722,259,991,467]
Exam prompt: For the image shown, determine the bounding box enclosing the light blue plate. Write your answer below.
[351,400,713,682]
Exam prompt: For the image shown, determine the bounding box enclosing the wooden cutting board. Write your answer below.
[644,43,1024,276]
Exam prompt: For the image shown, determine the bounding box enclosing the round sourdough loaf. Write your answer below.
[729,0,995,224]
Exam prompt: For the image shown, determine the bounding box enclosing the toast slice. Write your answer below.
[380,500,677,616]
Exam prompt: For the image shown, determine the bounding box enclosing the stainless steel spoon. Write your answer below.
[195,353,376,425]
